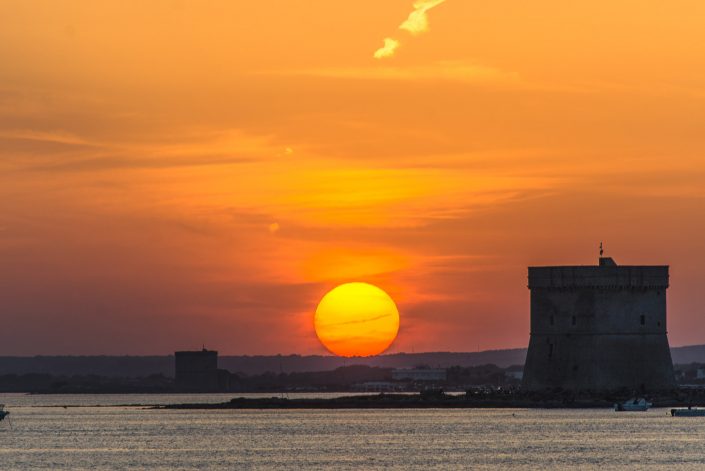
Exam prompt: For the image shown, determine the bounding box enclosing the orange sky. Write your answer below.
[1,0,705,355]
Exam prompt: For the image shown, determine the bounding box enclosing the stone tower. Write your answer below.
[522,256,676,391]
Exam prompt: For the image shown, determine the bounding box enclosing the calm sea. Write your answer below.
[2,393,705,470]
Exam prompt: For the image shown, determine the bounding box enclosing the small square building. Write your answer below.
[174,348,230,392]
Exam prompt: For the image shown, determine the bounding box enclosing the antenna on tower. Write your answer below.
[600,241,604,257]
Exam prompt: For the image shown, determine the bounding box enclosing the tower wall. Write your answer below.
[522,263,676,391]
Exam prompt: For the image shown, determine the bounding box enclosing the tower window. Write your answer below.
[549,315,554,326]
[571,316,576,326]
[548,344,554,359]
[640,315,645,325]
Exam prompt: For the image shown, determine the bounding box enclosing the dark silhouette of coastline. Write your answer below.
[2,345,705,377]
[0,364,518,394]
[2,362,705,394]
[158,389,705,410]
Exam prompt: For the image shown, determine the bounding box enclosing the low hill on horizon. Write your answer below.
[218,349,529,375]
[1,344,704,377]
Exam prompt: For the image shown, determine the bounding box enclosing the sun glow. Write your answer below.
[314,283,400,357]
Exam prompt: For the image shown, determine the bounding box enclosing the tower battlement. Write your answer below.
[528,264,669,290]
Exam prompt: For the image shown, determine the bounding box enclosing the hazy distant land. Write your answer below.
[2,345,705,377]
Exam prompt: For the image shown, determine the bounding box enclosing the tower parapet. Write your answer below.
[529,263,668,290]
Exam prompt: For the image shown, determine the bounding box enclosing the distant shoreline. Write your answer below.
[155,392,705,410]
[3,345,705,377]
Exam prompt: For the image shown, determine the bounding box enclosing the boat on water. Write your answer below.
[0,404,9,421]
[671,407,705,417]
[614,398,652,411]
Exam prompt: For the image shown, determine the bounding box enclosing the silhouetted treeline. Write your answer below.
[1,362,703,394]
[446,364,516,387]
[234,365,392,391]
[231,364,525,392]
[0,349,528,377]
[0,373,174,394]
[0,364,522,393]
[0,356,174,377]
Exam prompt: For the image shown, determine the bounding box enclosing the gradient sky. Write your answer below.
[2,0,705,355]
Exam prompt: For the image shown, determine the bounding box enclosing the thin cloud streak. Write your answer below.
[267,62,518,84]
[0,129,91,146]
[317,312,396,329]
[25,155,256,173]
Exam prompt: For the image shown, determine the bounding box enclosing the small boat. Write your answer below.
[0,404,9,421]
[671,407,705,417]
[615,398,652,411]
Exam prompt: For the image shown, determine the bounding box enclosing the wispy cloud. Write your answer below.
[26,155,255,172]
[373,38,400,59]
[2,127,279,173]
[374,0,448,59]
[0,129,90,146]
[399,0,447,36]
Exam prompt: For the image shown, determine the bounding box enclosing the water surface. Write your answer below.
[2,394,705,470]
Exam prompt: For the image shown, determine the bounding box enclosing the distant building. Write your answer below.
[697,368,705,380]
[392,368,447,382]
[505,368,523,381]
[523,256,676,391]
[352,381,402,392]
[174,348,230,392]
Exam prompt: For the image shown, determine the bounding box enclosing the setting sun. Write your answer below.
[314,283,400,357]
